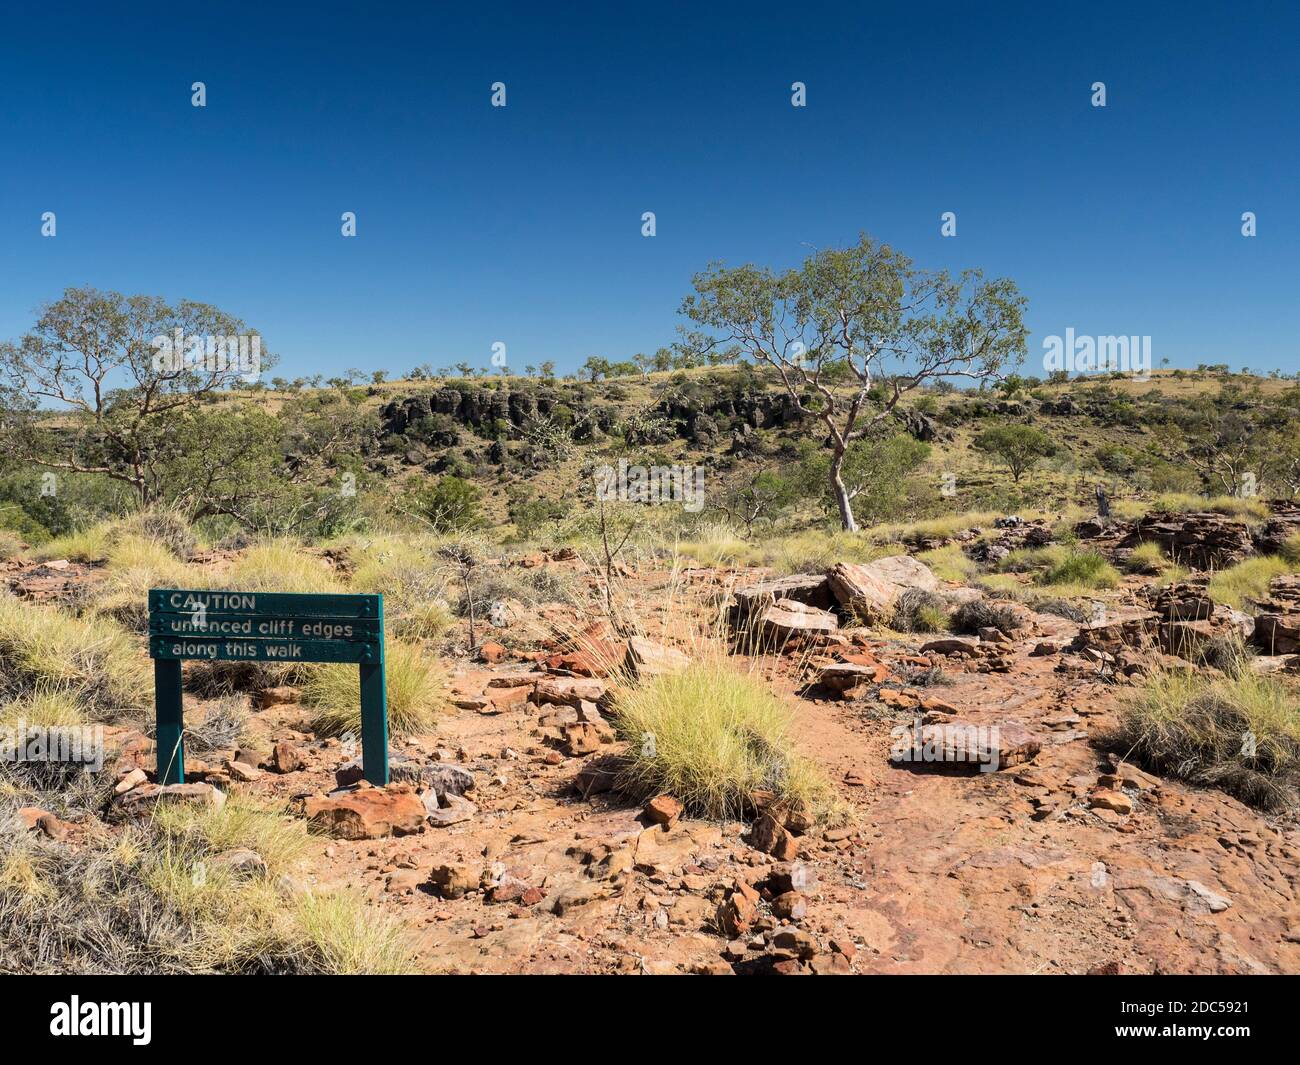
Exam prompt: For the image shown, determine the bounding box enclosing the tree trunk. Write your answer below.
[829,449,858,532]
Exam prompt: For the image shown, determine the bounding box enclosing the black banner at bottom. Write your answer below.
[2,973,1288,1049]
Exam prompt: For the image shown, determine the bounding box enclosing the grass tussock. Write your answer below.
[0,685,86,729]
[227,540,346,594]
[867,510,1002,545]
[0,795,419,973]
[1280,533,1300,567]
[340,535,456,641]
[0,593,149,715]
[32,524,114,563]
[1000,545,1120,591]
[89,535,201,632]
[0,529,25,560]
[1116,667,1300,810]
[1041,549,1120,589]
[1124,541,1171,575]
[915,543,978,584]
[305,639,446,736]
[1207,556,1290,609]
[613,655,834,822]
[890,588,950,633]
[1152,493,1270,522]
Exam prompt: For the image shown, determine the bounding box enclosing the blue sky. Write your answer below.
[2,1,1296,378]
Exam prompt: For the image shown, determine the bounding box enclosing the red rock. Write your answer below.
[750,812,798,860]
[271,741,305,773]
[1089,789,1133,815]
[114,767,148,794]
[624,637,690,680]
[561,721,611,755]
[259,686,300,709]
[878,688,918,709]
[645,794,684,827]
[716,885,759,937]
[304,784,426,840]
[772,891,807,920]
[532,677,608,709]
[890,719,1041,772]
[478,641,507,664]
[758,599,840,643]
[818,662,886,692]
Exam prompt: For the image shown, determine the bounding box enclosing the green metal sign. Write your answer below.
[148,589,388,787]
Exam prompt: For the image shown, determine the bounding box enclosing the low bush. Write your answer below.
[890,588,950,633]
[949,597,1023,636]
[306,640,445,736]
[613,655,834,822]
[1116,668,1300,810]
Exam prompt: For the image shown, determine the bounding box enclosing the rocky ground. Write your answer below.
[8,511,1300,975]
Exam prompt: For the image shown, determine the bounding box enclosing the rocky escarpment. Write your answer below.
[377,382,946,450]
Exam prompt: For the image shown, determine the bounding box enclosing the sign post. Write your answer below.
[148,589,388,786]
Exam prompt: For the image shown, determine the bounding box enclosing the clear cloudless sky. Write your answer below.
[1,0,1297,379]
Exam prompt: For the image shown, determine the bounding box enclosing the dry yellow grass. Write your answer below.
[613,652,835,822]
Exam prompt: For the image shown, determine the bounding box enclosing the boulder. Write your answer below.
[423,792,478,827]
[817,661,887,692]
[429,862,479,899]
[749,812,798,860]
[757,599,840,643]
[531,677,609,709]
[624,637,690,680]
[826,563,901,622]
[731,573,833,623]
[919,636,982,656]
[645,794,684,827]
[271,741,306,774]
[303,784,426,840]
[826,555,938,622]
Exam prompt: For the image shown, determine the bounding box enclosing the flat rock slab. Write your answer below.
[304,784,426,840]
[891,719,1042,772]
[758,599,840,642]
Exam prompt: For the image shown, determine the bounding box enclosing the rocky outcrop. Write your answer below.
[731,574,833,624]
[1073,581,1255,658]
[826,555,939,622]
[1251,501,1300,556]
[1121,512,1255,569]
[892,406,952,443]
[624,637,690,679]
[1252,575,1300,654]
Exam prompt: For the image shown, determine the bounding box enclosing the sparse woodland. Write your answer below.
[3,275,1300,975]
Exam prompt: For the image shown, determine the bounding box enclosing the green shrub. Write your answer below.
[1116,669,1300,810]
[410,476,484,533]
[614,655,834,822]
[306,640,445,736]
[1040,549,1120,589]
